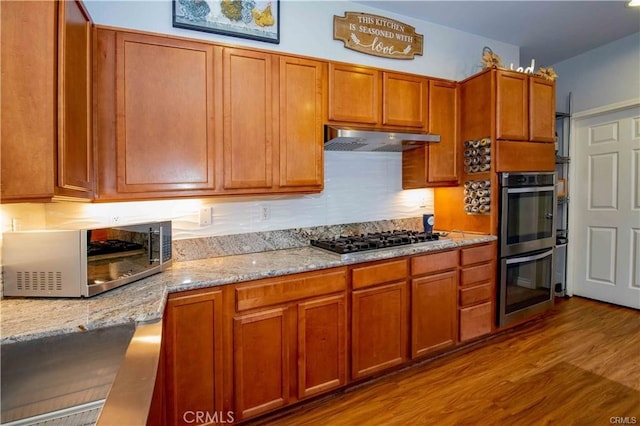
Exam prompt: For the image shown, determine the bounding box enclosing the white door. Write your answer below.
[570,102,640,309]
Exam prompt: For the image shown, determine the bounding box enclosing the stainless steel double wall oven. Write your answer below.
[498,172,556,326]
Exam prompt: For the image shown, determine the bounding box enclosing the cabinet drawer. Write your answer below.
[459,302,492,342]
[236,269,347,311]
[352,260,407,290]
[461,243,495,266]
[459,282,492,307]
[411,250,458,276]
[460,263,493,286]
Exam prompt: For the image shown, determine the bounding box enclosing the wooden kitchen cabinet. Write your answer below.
[328,63,428,129]
[403,80,459,188]
[234,307,290,420]
[223,49,326,192]
[95,33,324,200]
[164,289,224,426]
[459,242,497,342]
[222,48,275,190]
[410,250,458,358]
[1,0,93,202]
[328,63,380,124]
[94,29,217,199]
[496,70,555,142]
[277,56,325,190]
[382,72,428,128]
[351,260,409,379]
[233,268,347,420]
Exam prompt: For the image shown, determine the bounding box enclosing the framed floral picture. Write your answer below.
[173,0,280,44]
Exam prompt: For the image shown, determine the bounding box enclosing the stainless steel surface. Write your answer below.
[97,321,163,426]
[1,400,104,426]
[499,248,555,327]
[0,324,135,424]
[324,125,440,152]
[3,221,172,298]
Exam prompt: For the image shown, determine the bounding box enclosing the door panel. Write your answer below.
[588,153,618,209]
[223,48,273,189]
[587,227,617,284]
[233,308,289,420]
[115,33,215,193]
[572,104,640,309]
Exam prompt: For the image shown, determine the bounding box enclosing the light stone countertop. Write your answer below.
[0,233,496,344]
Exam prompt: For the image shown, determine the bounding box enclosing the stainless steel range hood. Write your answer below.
[324,125,440,152]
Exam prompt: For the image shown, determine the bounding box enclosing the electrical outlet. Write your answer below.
[260,205,271,221]
[199,207,213,226]
[110,216,121,225]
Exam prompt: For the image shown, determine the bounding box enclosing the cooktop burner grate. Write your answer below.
[310,230,442,254]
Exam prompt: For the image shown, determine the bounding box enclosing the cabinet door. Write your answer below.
[427,80,459,184]
[57,0,93,198]
[278,56,325,189]
[223,48,274,190]
[115,32,216,193]
[496,71,529,141]
[297,294,346,399]
[165,290,223,426]
[328,63,380,124]
[411,270,458,358]
[351,282,408,379]
[1,1,56,202]
[234,308,289,420]
[459,301,493,342]
[529,77,556,142]
[382,72,428,128]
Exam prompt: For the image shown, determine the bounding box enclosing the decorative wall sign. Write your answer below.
[333,12,423,59]
[173,0,280,44]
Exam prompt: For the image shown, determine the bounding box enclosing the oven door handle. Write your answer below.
[505,249,554,265]
[506,185,556,194]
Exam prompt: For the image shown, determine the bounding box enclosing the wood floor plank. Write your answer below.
[247,297,640,425]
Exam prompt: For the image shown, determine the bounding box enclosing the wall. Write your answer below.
[1,152,432,240]
[553,32,640,113]
[84,0,519,81]
[1,1,519,240]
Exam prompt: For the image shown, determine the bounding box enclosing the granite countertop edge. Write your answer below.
[0,234,496,344]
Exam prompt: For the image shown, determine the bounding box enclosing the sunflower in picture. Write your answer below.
[252,2,274,27]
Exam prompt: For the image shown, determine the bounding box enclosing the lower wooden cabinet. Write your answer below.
[297,295,347,399]
[158,244,499,422]
[459,243,497,342]
[351,281,408,379]
[164,289,224,426]
[233,308,290,420]
[411,270,458,357]
[232,269,348,421]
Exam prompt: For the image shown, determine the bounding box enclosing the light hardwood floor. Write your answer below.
[249,297,640,425]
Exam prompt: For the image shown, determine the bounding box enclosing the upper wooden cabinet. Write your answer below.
[496,70,555,142]
[382,72,428,128]
[1,0,93,202]
[402,80,459,188]
[278,57,325,189]
[95,32,325,200]
[95,29,217,199]
[222,48,274,190]
[328,63,428,129]
[222,51,325,192]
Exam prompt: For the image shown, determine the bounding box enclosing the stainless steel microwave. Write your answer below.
[2,221,172,298]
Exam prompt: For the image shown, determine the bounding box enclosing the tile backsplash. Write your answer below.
[1,152,434,240]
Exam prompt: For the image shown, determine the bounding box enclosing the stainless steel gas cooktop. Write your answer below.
[310,230,446,255]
